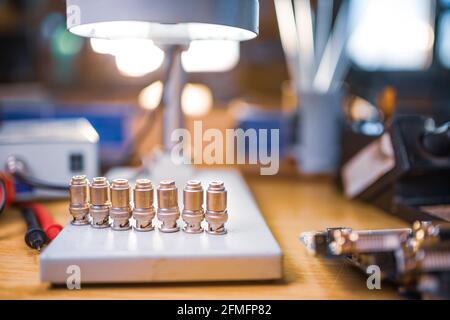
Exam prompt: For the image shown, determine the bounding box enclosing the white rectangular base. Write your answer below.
[40,170,283,284]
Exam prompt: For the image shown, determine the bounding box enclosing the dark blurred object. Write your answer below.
[0,0,39,83]
[341,129,379,166]
[422,120,450,157]
[342,115,450,223]
[0,34,34,82]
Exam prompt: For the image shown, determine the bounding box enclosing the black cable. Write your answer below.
[0,178,6,214]
[21,207,47,251]
[12,171,68,191]
[6,156,68,191]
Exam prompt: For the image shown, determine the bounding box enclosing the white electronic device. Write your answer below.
[40,170,282,284]
[0,118,99,200]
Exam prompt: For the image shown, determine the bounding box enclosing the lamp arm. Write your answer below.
[162,45,187,151]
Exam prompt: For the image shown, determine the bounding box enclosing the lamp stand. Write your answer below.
[162,45,187,151]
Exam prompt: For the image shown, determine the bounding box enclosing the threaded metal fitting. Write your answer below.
[110,179,132,231]
[157,180,180,233]
[182,180,204,234]
[133,179,155,231]
[89,177,110,229]
[69,175,90,225]
[205,181,228,235]
[330,232,403,255]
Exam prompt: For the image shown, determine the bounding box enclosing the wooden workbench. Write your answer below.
[0,174,407,299]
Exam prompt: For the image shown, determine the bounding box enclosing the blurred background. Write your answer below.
[0,0,449,179]
[0,0,289,174]
[0,0,285,99]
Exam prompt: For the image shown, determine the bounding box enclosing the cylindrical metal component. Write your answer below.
[182,180,204,234]
[330,232,403,255]
[157,180,180,233]
[133,179,155,231]
[89,177,110,229]
[69,175,90,225]
[417,250,450,272]
[110,179,132,231]
[205,181,228,235]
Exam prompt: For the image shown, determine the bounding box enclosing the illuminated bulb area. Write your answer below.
[347,0,435,71]
[115,52,162,77]
[91,38,241,75]
[71,21,256,42]
[138,81,164,110]
[114,39,164,77]
[181,84,213,117]
[90,38,165,77]
[90,38,118,55]
[182,40,240,72]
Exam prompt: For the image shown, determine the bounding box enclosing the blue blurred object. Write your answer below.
[0,100,137,166]
[234,104,295,159]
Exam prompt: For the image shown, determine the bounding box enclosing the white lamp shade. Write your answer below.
[66,0,259,43]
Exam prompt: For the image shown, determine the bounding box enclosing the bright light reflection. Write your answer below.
[182,40,240,72]
[181,83,213,117]
[90,38,165,77]
[347,0,435,70]
[138,81,164,110]
[90,38,118,55]
[91,38,241,76]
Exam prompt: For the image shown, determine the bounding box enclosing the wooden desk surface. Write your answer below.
[0,174,407,299]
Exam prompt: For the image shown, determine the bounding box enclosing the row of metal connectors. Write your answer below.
[69,176,228,235]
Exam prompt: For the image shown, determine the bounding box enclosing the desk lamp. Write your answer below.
[66,0,259,150]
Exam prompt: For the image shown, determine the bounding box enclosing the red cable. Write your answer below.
[27,202,63,241]
[0,173,62,241]
[0,172,16,209]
